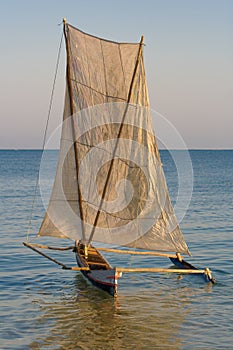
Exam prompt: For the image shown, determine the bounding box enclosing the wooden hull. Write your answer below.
[75,241,122,296]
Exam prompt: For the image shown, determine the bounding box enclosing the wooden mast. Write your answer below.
[63,18,86,243]
[87,35,145,246]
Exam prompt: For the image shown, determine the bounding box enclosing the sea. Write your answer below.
[0,149,232,350]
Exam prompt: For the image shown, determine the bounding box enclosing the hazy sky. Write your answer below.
[0,0,232,149]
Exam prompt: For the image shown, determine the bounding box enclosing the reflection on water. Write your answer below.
[2,150,232,349]
[28,273,203,350]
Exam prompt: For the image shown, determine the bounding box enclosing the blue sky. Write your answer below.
[0,0,232,149]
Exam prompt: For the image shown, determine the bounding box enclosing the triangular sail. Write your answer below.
[38,23,189,255]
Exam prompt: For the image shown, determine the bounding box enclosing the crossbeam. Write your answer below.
[23,242,69,268]
[23,242,89,271]
[23,242,74,251]
[115,267,207,274]
[97,247,178,258]
[62,266,90,271]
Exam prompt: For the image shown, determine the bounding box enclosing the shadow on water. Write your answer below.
[27,271,214,350]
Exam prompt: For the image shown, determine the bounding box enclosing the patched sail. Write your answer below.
[38,23,189,255]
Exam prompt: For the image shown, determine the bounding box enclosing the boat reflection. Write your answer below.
[27,272,212,350]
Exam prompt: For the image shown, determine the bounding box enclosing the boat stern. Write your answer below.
[97,268,122,297]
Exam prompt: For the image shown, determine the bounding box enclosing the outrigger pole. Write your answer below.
[23,242,215,282]
[23,242,88,271]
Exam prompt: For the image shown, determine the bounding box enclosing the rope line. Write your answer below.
[26,31,63,241]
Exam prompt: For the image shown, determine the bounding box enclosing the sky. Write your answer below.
[0,0,232,149]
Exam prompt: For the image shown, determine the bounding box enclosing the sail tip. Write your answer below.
[63,17,67,25]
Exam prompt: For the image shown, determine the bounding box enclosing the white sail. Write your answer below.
[38,24,189,255]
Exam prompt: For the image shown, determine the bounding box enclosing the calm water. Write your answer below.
[0,150,233,349]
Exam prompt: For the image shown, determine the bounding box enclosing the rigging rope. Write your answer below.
[26,31,63,241]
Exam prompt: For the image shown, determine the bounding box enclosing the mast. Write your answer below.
[63,18,86,242]
[87,35,144,246]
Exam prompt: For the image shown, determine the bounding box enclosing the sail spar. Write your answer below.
[38,23,190,255]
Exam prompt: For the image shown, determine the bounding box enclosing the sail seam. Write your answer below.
[78,200,150,221]
[84,34,94,107]
[100,40,108,102]
[70,140,144,168]
[118,44,127,99]
[59,137,146,168]
[70,78,127,101]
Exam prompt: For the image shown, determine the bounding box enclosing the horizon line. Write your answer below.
[1,148,233,151]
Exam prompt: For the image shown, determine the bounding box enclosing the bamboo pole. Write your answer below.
[97,247,178,259]
[23,242,69,269]
[26,243,180,260]
[115,267,207,274]
[24,243,74,251]
[60,265,210,276]
[63,20,86,242]
[64,266,90,271]
[23,242,89,271]
[24,243,211,277]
